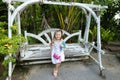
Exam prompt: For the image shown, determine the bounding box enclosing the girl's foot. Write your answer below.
[53,70,58,77]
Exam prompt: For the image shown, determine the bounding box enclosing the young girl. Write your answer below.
[50,29,66,77]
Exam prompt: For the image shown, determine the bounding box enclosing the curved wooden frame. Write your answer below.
[24,28,81,45]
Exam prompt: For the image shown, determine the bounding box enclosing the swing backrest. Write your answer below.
[24,28,82,45]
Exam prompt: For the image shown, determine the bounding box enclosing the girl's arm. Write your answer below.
[50,39,54,51]
[50,42,52,51]
[60,39,66,48]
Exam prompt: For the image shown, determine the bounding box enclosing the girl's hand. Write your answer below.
[50,42,53,51]
[60,41,66,48]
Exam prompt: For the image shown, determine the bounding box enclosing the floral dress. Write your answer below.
[51,41,66,64]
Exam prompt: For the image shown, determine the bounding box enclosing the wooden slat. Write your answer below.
[20,43,89,61]
[20,56,89,65]
[50,31,54,39]
[43,33,51,43]
[64,31,81,42]
[26,32,48,45]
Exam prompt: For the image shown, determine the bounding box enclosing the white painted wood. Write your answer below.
[11,0,30,2]
[38,28,70,38]
[2,0,37,3]
[8,55,12,80]
[25,29,82,45]
[24,31,28,45]
[51,31,54,39]
[20,43,90,60]
[24,51,34,58]
[62,30,70,36]
[84,12,91,43]
[43,33,51,43]
[21,56,89,65]
[86,42,95,56]
[97,13,103,70]
[26,32,48,45]
[20,49,25,57]
[8,2,13,80]
[78,30,84,43]
[21,30,104,69]
[3,0,108,9]
[24,28,71,45]
[17,13,21,35]
[38,28,58,36]
[8,3,12,38]
[9,4,15,11]
[84,12,92,52]
[64,31,81,42]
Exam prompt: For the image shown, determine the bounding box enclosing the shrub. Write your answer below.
[89,26,115,44]
[0,22,25,77]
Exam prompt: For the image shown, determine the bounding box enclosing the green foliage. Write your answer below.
[54,3,81,32]
[0,2,7,22]
[27,37,37,44]
[2,56,16,67]
[101,0,120,41]
[94,0,113,5]
[20,3,42,33]
[89,26,115,43]
[101,27,115,43]
[0,22,25,77]
[0,35,25,55]
[89,26,97,41]
[0,22,7,27]
[10,24,18,34]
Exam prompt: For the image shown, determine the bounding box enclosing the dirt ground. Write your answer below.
[11,48,120,80]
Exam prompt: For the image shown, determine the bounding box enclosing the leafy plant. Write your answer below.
[54,0,81,32]
[101,27,115,43]
[0,22,25,77]
[89,26,97,41]
[89,26,115,44]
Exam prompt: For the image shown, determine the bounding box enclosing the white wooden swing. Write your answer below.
[2,0,107,80]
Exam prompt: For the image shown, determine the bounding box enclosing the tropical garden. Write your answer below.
[0,0,120,79]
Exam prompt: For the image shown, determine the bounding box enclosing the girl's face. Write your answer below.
[55,31,62,40]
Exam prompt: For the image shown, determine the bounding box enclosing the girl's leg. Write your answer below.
[54,63,61,77]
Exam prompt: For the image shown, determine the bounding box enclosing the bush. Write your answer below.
[89,26,115,44]
[101,27,115,43]
[0,22,25,77]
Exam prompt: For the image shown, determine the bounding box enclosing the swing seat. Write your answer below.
[19,28,94,64]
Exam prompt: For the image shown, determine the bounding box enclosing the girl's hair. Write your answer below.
[53,29,63,40]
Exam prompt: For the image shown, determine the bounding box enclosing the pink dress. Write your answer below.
[51,41,65,64]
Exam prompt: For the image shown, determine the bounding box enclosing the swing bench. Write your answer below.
[3,0,108,79]
[20,28,95,64]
